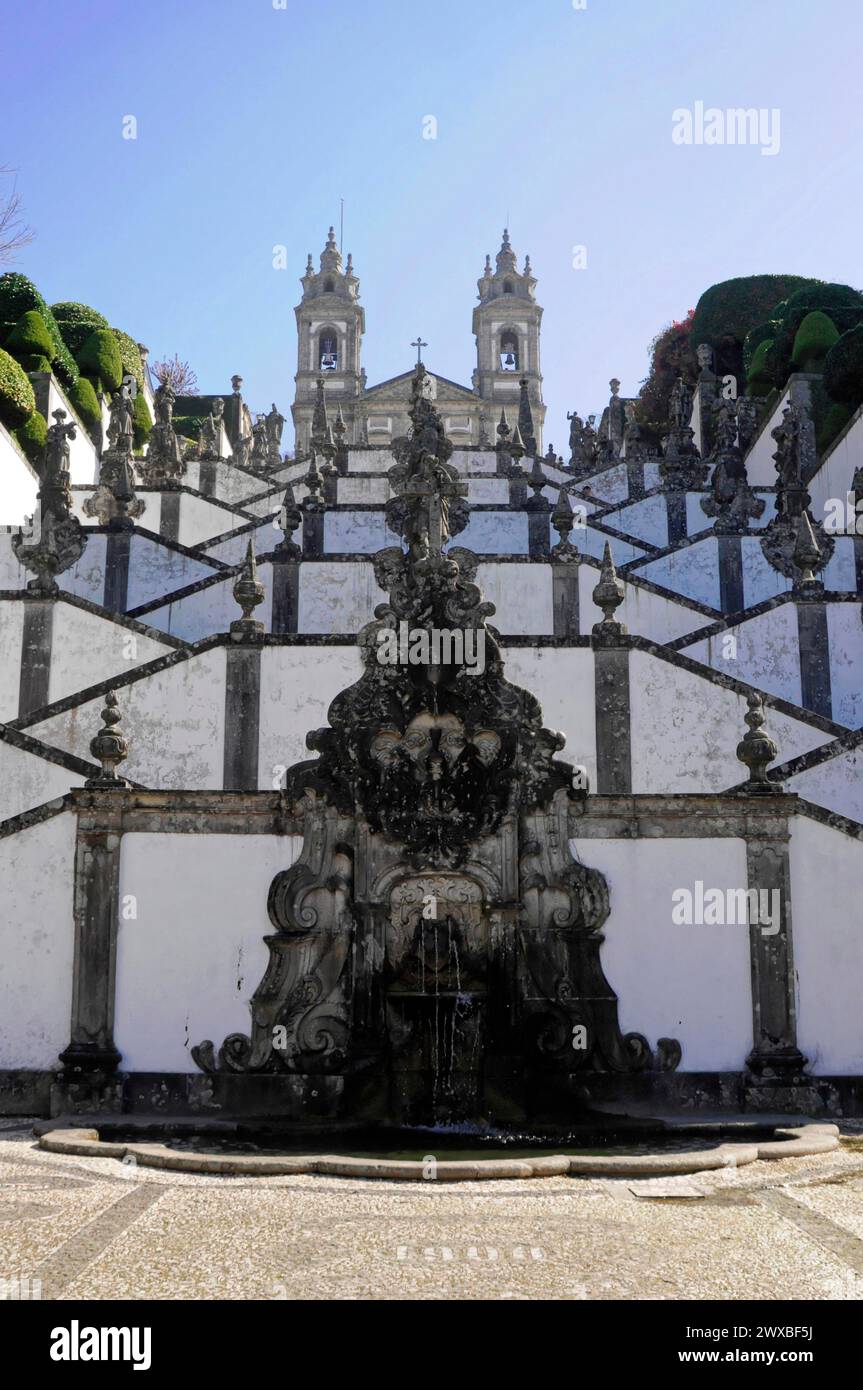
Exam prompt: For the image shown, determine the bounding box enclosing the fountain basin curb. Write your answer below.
[37,1124,840,1180]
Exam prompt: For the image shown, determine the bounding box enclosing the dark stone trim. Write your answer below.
[569,790,800,839]
[72,482,257,523]
[302,509,324,557]
[0,723,100,782]
[593,646,631,793]
[104,530,131,612]
[0,792,74,842]
[552,564,579,638]
[198,514,276,553]
[198,462,216,498]
[797,601,832,720]
[160,491,181,544]
[58,796,125,1081]
[718,534,744,615]
[223,647,262,791]
[18,598,54,719]
[745,821,806,1085]
[68,786,301,836]
[666,491,688,547]
[271,558,300,634]
[0,589,189,650]
[855,535,863,595]
[527,512,550,557]
[796,796,863,841]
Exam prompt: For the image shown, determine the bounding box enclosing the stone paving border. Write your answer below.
[38,1123,839,1182]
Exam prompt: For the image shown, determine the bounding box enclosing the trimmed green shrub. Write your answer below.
[173,413,203,440]
[692,276,821,345]
[51,301,110,357]
[67,376,102,436]
[132,391,152,449]
[0,273,78,388]
[77,328,122,394]
[0,346,36,428]
[111,328,146,392]
[746,339,775,396]
[743,320,781,376]
[817,401,853,454]
[824,324,863,407]
[767,284,863,389]
[792,311,840,373]
[14,409,47,465]
[6,310,55,373]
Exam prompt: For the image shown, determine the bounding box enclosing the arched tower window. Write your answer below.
[503,280,514,294]
[323,278,335,293]
[319,329,339,371]
[500,331,519,371]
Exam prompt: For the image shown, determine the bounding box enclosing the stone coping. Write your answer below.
[38,1123,839,1181]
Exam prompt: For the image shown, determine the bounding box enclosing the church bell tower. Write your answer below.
[292,227,365,452]
[472,229,545,451]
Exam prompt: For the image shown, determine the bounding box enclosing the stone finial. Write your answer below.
[696,343,715,376]
[86,691,130,787]
[509,420,525,462]
[526,456,550,511]
[496,408,512,447]
[332,403,347,446]
[517,376,537,456]
[477,410,491,448]
[231,374,243,395]
[793,510,822,589]
[592,542,626,637]
[310,376,329,451]
[736,692,780,793]
[551,486,579,561]
[303,450,326,507]
[231,539,265,639]
[276,480,302,558]
[609,378,621,397]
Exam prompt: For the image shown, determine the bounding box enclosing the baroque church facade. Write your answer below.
[1,227,863,1126]
[291,227,546,455]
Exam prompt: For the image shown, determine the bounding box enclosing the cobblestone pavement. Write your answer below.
[3,1122,863,1301]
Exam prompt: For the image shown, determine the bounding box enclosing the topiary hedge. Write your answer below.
[0,346,36,428]
[67,375,102,436]
[51,301,110,357]
[5,309,55,373]
[112,328,146,392]
[173,413,203,440]
[691,275,821,380]
[133,390,152,449]
[766,284,863,389]
[824,324,863,408]
[0,273,78,388]
[746,338,775,396]
[77,328,122,394]
[14,409,47,465]
[792,310,840,374]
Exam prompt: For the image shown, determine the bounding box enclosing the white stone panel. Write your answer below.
[578,836,752,1071]
[745,388,791,485]
[0,810,75,1067]
[790,815,863,1073]
[298,562,380,634]
[789,748,863,823]
[139,567,273,643]
[0,602,24,718]
[606,492,669,548]
[30,646,228,789]
[0,739,85,822]
[809,407,863,520]
[632,537,721,610]
[324,511,400,553]
[456,512,528,554]
[502,646,596,783]
[114,833,303,1071]
[125,534,222,611]
[681,603,803,709]
[468,479,509,504]
[741,536,790,606]
[629,649,828,794]
[477,564,553,634]
[338,477,390,505]
[0,423,39,524]
[827,604,863,728]
[580,570,710,644]
[48,603,175,707]
[258,645,363,789]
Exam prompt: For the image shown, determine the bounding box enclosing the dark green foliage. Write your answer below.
[766,284,863,389]
[51,301,110,356]
[133,391,152,449]
[14,408,47,464]
[690,275,821,381]
[792,311,840,373]
[635,309,695,430]
[6,309,55,367]
[67,376,102,436]
[0,346,36,427]
[824,324,863,407]
[817,401,853,454]
[77,328,122,394]
[173,413,204,440]
[746,339,775,396]
[0,273,79,388]
[743,321,781,376]
[112,328,146,391]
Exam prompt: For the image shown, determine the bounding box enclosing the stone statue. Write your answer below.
[138,381,186,486]
[251,414,269,468]
[265,403,285,466]
[669,376,693,429]
[13,409,86,591]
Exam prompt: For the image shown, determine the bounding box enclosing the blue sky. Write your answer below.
[2,0,861,448]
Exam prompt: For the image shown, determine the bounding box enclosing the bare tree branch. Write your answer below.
[0,166,35,266]
[151,354,199,394]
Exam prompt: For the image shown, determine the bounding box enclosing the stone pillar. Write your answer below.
[302,506,324,557]
[271,555,300,634]
[104,530,132,612]
[743,806,808,1102]
[160,490,181,543]
[796,599,832,719]
[665,491,688,548]
[18,595,54,718]
[718,535,744,615]
[57,791,125,1103]
[593,640,631,792]
[198,461,217,498]
[552,562,579,637]
[223,645,262,789]
[625,456,645,501]
[527,513,550,557]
